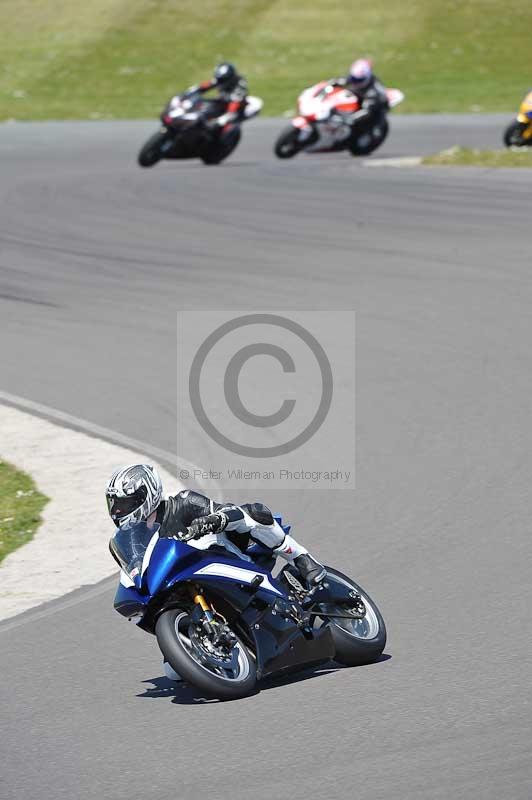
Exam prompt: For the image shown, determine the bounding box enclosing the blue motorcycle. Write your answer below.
[110,520,386,699]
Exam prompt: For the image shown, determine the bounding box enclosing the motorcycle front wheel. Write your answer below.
[321,567,387,666]
[137,131,170,167]
[155,608,257,699]
[503,120,531,148]
[274,126,303,158]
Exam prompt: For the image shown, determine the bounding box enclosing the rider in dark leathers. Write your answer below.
[182,62,249,129]
[332,58,389,131]
[106,464,326,587]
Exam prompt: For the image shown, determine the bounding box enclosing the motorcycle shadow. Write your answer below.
[137,654,390,705]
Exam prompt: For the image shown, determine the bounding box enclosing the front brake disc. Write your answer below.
[189,625,239,670]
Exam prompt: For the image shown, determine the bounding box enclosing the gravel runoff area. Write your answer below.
[0,403,180,621]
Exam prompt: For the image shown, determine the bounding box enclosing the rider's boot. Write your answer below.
[273,535,326,587]
[294,553,327,587]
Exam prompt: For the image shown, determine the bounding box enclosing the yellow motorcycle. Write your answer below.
[503,90,532,147]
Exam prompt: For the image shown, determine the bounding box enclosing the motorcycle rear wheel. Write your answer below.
[274,126,303,159]
[322,567,387,666]
[155,608,257,699]
[349,117,389,156]
[201,127,242,165]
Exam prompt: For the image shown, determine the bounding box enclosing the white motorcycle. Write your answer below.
[275,81,404,159]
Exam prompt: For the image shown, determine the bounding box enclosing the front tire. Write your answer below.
[323,568,387,666]
[137,131,170,167]
[155,608,257,699]
[274,126,303,159]
[503,120,530,148]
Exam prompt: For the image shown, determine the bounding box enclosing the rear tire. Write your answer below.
[138,131,168,167]
[349,117,389,156]
[274,126,303,159]
[201,127,242,165]
[155,608,257,699]
[323,568,387,666]
[503,120,530,148]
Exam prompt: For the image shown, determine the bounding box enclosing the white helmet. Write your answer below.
[349,58,373,90]
[106,464,163,528]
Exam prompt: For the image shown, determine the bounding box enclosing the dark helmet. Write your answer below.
[213,62,238,91]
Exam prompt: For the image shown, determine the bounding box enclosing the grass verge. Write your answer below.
[423,146,532,167]
[1,0,531,120]
[0,459,48,564]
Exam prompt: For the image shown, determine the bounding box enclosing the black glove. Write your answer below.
[187,512,228,539]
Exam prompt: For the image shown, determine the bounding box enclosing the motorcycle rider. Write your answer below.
[106,463,326,587]
[332,58,389,130]
[182,62,249,130]
[107,464,326,682]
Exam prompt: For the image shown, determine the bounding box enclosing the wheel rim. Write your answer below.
[173,612,251,683]
[325,574,380,640]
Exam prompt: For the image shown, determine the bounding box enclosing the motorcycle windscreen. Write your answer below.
[109,522,160,581]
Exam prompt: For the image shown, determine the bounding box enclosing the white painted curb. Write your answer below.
[0,403,183,621]
[363,156,422,167]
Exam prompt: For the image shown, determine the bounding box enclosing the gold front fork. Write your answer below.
[190,586,216,626]
[190,586,234,649]
[192,591,211,613]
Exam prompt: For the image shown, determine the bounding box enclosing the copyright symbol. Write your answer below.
[188,314,333,458]
[179,469,190,480]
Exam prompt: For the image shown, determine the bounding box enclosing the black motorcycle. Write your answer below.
[138,92,262,167]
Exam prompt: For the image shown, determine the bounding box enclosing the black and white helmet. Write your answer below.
[213,61,238,91]
[106,464,163,528]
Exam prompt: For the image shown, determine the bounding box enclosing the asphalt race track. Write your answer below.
[1,115,531,800]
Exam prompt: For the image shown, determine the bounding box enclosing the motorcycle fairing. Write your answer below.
[292,116,312,130]
[192,563,282,595]
[243,95,263,119]
[240,602,335,679]
[517,92,532,137]
[114,536,286,619]
[113,535,336,678]
[297,83,360,121]
[386,88,405,108]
